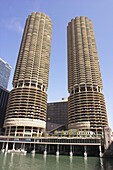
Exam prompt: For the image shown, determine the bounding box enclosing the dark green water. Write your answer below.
[0,152,113,170]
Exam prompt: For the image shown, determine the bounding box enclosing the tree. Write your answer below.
[38,133,41,137]
[84,129,87,136]
[54,130,58,136]
[68,130,73,137]
[61,130,65,136]
[76,129,79,136]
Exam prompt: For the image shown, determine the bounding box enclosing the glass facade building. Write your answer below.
[0,86,9,133]
[0,58,12,90]
[47,98,68,131]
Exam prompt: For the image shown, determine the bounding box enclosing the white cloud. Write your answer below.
[6,17,23,33]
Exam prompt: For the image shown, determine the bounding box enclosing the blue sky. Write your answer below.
[0,0,113,130]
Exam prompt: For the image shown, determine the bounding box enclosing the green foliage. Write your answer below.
[76,129,79,136]
[38,133,41,137]
[68,130,73,136]
[61,130,65,136]
[84,129,87,135]
[54,130,58,136]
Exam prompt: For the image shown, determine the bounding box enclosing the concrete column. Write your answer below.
[40,129,43,136]
[22,81,24,87]
[85,84,87,91]
[8,127,11,136]
[44,144,47,155]
[34,144,35,151]
[21,143,24,150]
[32,143,35,154]
[1,143,5,153]
[79,85,80,92]
[56,145,59,156]
[31,127,33,137]
[84,145,87,157]
[48,144,50,153]
[6,143,9,152]
[24,143,25,150]
[15,126,17,136]
[13,143,15,150]
[99,145,102,157]
[17,82,19,88]
[97,87,99,92]
[70,145,73,157]
[74,87,75,94]
[29,82,31,87]
[41,85,43,91]
[37,129,39,136]
[33,143,35,152]
[5,128,7,135]
[36,83,38,89]
[23,126,25,137]
[2,143,5,150]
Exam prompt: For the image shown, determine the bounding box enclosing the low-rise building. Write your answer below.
[46,98,68,131]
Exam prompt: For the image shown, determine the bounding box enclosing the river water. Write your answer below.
[0,152,113,170]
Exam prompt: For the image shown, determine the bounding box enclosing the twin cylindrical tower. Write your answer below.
[4,12,52,136]
[67,16,108,134]
[4,13,108,136]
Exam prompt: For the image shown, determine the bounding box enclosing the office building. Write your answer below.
[0,86,9,133]
[4,12,52,136]
[67,16,108,134]
[46,98,68,131]
[0,58,11,89]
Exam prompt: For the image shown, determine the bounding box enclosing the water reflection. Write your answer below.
[56,155,59,163]
[43,154,47,163]
[2,152,7,169]
[9,153,14,169]
[70,156,73,170]
[31,153,35,158]
[84,156,88,170]
[70,156,73,163]
[56,156,59,170]
[0,152,113,170]
[100,158,104,170]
